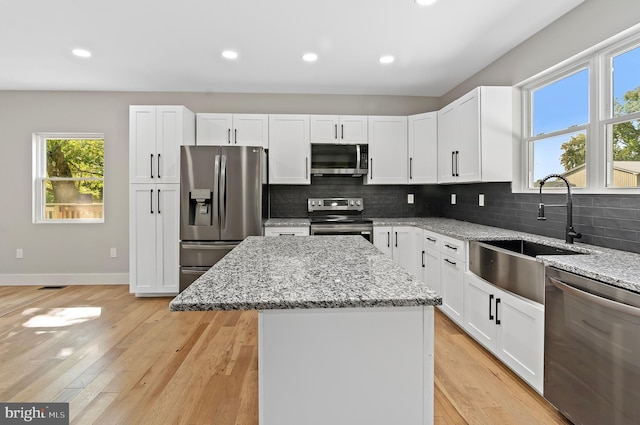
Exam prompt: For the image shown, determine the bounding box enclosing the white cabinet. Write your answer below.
[408,112,438,184]
[366,116,408,184]
[373,226,422,278]
[437,86,512,184]
[269,115,311,184]
[264,227,310,236]
[310,115,368,144]
[196,113,268,148]
[463,272,544,393]
[129,106,195,184]
[419,230,442,296]
[440,251,465,327]
[129,184,180,295]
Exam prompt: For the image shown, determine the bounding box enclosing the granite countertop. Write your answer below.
[264,218,310,227]
[371,217,640,294]
[170,235,441,311]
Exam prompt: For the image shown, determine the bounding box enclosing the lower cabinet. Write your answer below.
[463,272,544,393]
[439,253,465,327]
[129,183,180,295]
[373,226,422,278]
[420,231,441,296]
[264,226,310,236]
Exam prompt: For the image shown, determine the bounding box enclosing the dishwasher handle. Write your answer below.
[549,276,640,318]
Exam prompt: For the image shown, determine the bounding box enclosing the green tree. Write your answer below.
[560,133,585,171]
[612,87,640,161]
[46,139,104,204]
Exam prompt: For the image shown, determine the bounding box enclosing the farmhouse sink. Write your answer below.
[468,240,587,304]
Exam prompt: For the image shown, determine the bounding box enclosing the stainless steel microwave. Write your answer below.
[310,144,368,176]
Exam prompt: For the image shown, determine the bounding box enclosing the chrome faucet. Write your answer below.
[537,174,582,244]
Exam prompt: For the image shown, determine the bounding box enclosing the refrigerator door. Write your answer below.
[220,146,263,241]
[180,146,221,241]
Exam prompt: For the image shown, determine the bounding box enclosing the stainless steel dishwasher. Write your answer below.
[544,266,640,425]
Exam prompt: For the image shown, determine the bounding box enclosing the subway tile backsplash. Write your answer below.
[270,179,640,254]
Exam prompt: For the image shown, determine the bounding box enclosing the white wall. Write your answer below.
[441,0,640,105]
[0,91,437,284]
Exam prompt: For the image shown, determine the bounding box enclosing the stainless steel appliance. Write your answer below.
[544,266,640,425]
[310,144,368,176]
[179,145,263,291]
[308,197,373,242]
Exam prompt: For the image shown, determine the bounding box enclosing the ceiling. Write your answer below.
[0,0,584,96]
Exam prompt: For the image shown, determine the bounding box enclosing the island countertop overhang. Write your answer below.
[170,235,441,311]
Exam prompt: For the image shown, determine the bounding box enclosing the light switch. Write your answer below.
[451,194,456,205]
[407,194,414,204]
[479,194,485,207]
[16,248,23,259]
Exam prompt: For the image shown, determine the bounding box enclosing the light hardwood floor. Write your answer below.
[0,285,570,425]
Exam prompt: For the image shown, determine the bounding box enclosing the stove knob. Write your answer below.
[349,200,354,206]
[356,200,361,206]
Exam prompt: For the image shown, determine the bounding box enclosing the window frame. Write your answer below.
[516,24,640,194]
[32,132,105,224]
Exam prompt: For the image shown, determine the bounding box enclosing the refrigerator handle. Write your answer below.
[220,155,227,229]
[213,154,220,226]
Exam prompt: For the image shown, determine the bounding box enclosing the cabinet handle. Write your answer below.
[395,231,398,247]
[228,129,231,144]
[157,189,161,214]
[335,124,338,139]
[370,158,373,179]
[235,129,238,144]
[427,237,436,242]
[444,244,458,251]
[451,151,455,177]
[150,189,154,214]
[157,153,161,178]
[489,294,494,320]
[455,150,460,177]
[150,154,154,179]
[422,251,425,268]
[444,258,457,266]
[278,233,296,236]
[495,298,501,325]
[387,231,390,248]
[410,157,413,179]
[341,124,344,139]
[305,157,309,179]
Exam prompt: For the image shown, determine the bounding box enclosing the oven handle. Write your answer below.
[310,224,374,233]
[549,276,640,317]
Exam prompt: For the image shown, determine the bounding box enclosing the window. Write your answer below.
[33,133,104,223]
[521,27,640,192]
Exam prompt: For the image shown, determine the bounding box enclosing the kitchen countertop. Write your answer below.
[371,217,640,294]
[170,235,441,311]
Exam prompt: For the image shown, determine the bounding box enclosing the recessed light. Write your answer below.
[302,53,318,62]
[379,55,395,64]
[415,0,437,5]
[222,50,238,60]
[72,49,91,58]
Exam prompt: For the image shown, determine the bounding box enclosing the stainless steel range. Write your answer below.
[308,197,373,242]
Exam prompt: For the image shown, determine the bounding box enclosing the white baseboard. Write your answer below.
[0,273,129,286]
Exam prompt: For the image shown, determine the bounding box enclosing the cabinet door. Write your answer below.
[440,254,464,327]
[196,113,233,145]
[129,184,157,292]
[437,106,457,184]
[463,273,498,350]
[392,227,418,276]
[310,115,340,144]
[495,290,544,393]
[156,184,180,293]
[373,227,393,257]
[408,112,438,184]
[339,116,368,144]
[233,114,269,148]
[367,116,408,184]
[269,115,310,184]
[156,106,188,184]
[455,91,481,182]
[130,106,157,184]
[422,246,441,295]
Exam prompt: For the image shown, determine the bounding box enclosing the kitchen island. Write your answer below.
[170,235,441,425]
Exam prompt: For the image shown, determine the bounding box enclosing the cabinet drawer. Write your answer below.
[423,230,440,252]
[439,235,466,262]
[264,226,310,236]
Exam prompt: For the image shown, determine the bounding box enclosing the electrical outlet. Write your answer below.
[407,194,414,204]
[110,248,117,258]
[479,194,485,207]
[16,248,23,259]
[451,194,456,205]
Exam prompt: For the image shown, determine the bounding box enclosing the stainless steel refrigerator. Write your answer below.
[179,145,263,291]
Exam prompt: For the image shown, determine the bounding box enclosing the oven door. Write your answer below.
[310,223,372,242]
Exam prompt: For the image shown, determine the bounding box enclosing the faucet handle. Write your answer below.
[537,203,546,221]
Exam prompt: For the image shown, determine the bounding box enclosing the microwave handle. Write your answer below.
[356,144,361,171]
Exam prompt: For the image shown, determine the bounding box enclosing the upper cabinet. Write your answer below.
[366,116,408,184]
[310,115,368,144]
[408,112,438,184]
[196,113,268,148]
[269,115,311,185]
[129,106,195,184]
[437,86,513,184]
